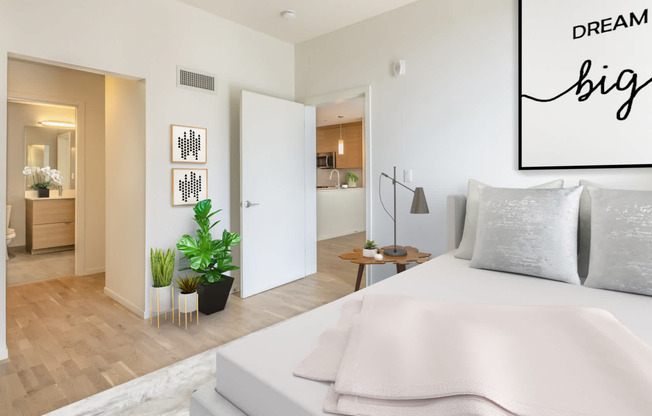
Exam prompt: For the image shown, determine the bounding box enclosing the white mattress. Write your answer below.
[213,253,652,415]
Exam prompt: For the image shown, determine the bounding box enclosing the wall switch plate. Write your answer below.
[403,169,413,183]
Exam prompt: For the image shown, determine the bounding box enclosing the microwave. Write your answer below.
[317,152,336,169]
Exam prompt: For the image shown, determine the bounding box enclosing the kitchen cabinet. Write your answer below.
[316,121,363,168]
[317,188,365,240]
[26,198,75,254]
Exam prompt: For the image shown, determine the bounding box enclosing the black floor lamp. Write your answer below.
[380,166,429,257]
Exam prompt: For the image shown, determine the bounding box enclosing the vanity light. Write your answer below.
[40,121,75,128]
[338,115,344,155]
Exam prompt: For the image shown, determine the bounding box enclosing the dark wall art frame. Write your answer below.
[519,0,652,170]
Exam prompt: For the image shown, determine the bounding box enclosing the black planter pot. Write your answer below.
[197,277,234,315]
[37,188,50,198]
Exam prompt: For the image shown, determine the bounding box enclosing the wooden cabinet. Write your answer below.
[336,122,362,169]
[316,121,363,169]
[26,198,75,254]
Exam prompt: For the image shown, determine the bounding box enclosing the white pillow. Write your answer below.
[454,179,564,260]
[470,186,583,285]
[584,189,652,296]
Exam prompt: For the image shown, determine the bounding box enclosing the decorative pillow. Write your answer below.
[470,186,582,285]
[584,189,652,296]
[454,179,564,260]
[578,179,605,279]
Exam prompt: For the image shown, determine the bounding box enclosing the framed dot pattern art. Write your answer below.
[172,168,208,206]
[171,124,207,163]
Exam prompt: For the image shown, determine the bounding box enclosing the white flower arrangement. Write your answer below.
[23,166,63,190]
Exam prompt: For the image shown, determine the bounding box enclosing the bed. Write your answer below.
[190,191,652,416]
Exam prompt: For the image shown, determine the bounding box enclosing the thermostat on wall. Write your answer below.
[393,60,406,77]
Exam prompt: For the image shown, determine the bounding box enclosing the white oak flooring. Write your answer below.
[1,232,365,416]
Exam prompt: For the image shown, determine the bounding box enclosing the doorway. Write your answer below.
[5,56,146,314]
[6,99,78,285]
[307,88,372,286]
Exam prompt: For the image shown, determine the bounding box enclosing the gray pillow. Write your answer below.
[470,186,582,285]
[454,179,564,260]
[584,189,652,296]
[578,179,605,279]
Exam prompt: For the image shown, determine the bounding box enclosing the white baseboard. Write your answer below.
[104,287,146,318]
[0,345,8,361]
[82,267,105,275]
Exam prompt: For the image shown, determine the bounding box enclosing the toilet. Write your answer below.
[7,205,15,260]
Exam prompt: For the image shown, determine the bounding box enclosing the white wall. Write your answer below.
[105,76,146,316]
[0,0,295,359]
[296,0,652,283]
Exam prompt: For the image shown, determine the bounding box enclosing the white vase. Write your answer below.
[362,248,377,258]
[151,285,173,313]
[178,292,198,313]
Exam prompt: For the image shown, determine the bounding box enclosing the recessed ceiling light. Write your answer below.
[281,10,296,20]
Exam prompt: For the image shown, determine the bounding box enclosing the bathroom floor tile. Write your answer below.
[6,247,75,286]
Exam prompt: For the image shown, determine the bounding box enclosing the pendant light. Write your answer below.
[337,115,344,155]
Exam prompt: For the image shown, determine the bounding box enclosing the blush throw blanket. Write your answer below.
[294,295,652,416]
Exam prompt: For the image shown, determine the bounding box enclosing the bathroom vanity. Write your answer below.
[25,197,75,254]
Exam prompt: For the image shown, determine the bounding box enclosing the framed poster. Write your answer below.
[172,168,207,206]
[171,124,207,163]
[519,1,652,169]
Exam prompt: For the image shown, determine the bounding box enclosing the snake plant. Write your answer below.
[151,248,175,287]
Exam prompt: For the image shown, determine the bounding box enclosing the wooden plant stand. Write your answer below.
[150,286,174,328]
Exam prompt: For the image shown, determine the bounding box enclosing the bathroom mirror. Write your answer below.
[26,144,50,167]
[24,126,76,190]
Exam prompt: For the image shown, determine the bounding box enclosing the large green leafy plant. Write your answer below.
[177,199,242,285]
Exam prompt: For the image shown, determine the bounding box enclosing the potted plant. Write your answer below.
[346,171,358,188]
[177,199,242,315]
[23,166,63,198]
[176,274,200,327]
[363,240,378,258]
[150,248,175,326]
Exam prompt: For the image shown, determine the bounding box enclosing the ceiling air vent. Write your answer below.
[176,66,216,94]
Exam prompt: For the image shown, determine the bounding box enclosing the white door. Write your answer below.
[240,91,316,298]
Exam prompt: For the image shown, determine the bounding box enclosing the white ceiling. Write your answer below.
[315,96,365,127]
[176,0,420,44]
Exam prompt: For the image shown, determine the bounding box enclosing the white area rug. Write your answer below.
[45,347,217,415]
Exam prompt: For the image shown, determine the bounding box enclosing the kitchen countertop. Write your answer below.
[317,187,365,191]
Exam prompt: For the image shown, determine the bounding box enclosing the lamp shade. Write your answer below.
[410,187,429,214]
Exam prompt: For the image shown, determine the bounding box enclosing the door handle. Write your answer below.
[243,200,260,208]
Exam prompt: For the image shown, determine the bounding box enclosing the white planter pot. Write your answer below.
[362,248,377,258]
[151,285,173,313]
[348,179,357,188]
[178,292,198,313]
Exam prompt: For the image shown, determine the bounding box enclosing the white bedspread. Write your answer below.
[213,253,652,416]
[296,295,652,416]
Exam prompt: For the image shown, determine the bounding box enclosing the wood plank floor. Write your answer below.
[1,232,365,416]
